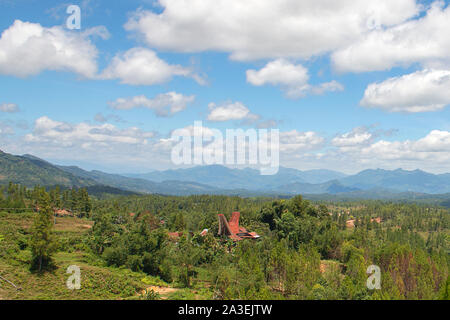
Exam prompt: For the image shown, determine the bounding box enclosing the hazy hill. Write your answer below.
[0,150,97,188]
[276,180,360,195]
[57,165,227,195]
[0,150,224,195]
[127,165,347,190]
[2,150,449,198]
[338,169,450,194]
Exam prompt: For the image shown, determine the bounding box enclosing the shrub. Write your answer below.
[103,246,127,267]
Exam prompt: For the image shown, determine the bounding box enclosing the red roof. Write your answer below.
[218,212,260,241]
[229,212,241,234]
[168,232,183,240]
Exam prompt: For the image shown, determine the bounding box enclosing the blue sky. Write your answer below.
[0,0,449,174]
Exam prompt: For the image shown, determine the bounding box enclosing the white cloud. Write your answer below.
[309,80,345,96]
[320,128,450,172]
[2,117,166,171]
[360,130,450,162]
[7,117,450,173]
[0,103,19,113]
[101,48,203,86]
[360,69,450,113]
[247,59,309,87]
[279,130,324,153]
[332,127,374,148]
[332,2,450,73]
[109,92,195,116]
[0,20,106,78]
[125,0,418,61]
[207,101,258,122]
[24,116,155,147]
[247,59,343,99]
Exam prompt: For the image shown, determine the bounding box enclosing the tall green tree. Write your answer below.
[30,188,57,272]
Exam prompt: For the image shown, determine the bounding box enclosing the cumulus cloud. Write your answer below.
[101,48,204,85]
[108,92,195,117]
[207,101,259,122]
[0,20,106,78]
[331,127,378,156]
[332,127,374,148]
[332,2,450,73]
[279,130,325,153]
[246,59,343,99]
[1,117,167,171]
[124,0,418,61]
[24,116,155,148]
[162,122,324,170]
[309,81,345,96]
[359,130,450,163]
[360,69,450,113]
[247,59,309,87]
[322,128,450,172]
[0,103,19,113]
[8,116,450,173]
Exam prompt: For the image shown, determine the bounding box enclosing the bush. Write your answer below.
[103,246,128,267]
[142,289,160,300]
[127,255,143,272]
[16,236,28,250]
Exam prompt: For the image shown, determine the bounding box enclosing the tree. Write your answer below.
[30,189,57,271]
[174,236,203,287]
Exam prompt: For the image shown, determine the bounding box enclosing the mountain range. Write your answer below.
[124,165,347,190]
[1,149,450,199]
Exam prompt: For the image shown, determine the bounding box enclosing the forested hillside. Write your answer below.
[0,151,96,188]
[0,183,448,300]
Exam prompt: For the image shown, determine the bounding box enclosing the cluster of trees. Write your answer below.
[0,182,27,210]
[1,184,448,299]
[29,187,57,272]
[89,194,449,300]
[0,182,91,217]
[0,183,92,272]
[49,186,91,217]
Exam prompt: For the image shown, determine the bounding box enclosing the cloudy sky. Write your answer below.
[0,0,449,174]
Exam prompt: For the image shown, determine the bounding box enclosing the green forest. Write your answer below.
[0,182,449,300]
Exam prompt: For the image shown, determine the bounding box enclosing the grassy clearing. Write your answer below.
[0,212,212,300]
[0,212,146,300]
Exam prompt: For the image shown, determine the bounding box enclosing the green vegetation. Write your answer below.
[0,183,448,300]
[30,188,57,271]
[0,151,96,188]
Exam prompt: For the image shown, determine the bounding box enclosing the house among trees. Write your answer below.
[54,209,73,217]
[218,212,260,241]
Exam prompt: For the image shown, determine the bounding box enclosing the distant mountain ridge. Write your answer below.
[126,165,347,190]
[0,150,223,195]
[0,150,97,188]
[124,165,450,194]
[1,150,450,198]
[338,168,450,194]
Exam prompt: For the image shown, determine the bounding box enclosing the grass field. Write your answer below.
[0,212,150,300]
[0,212,217,300]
